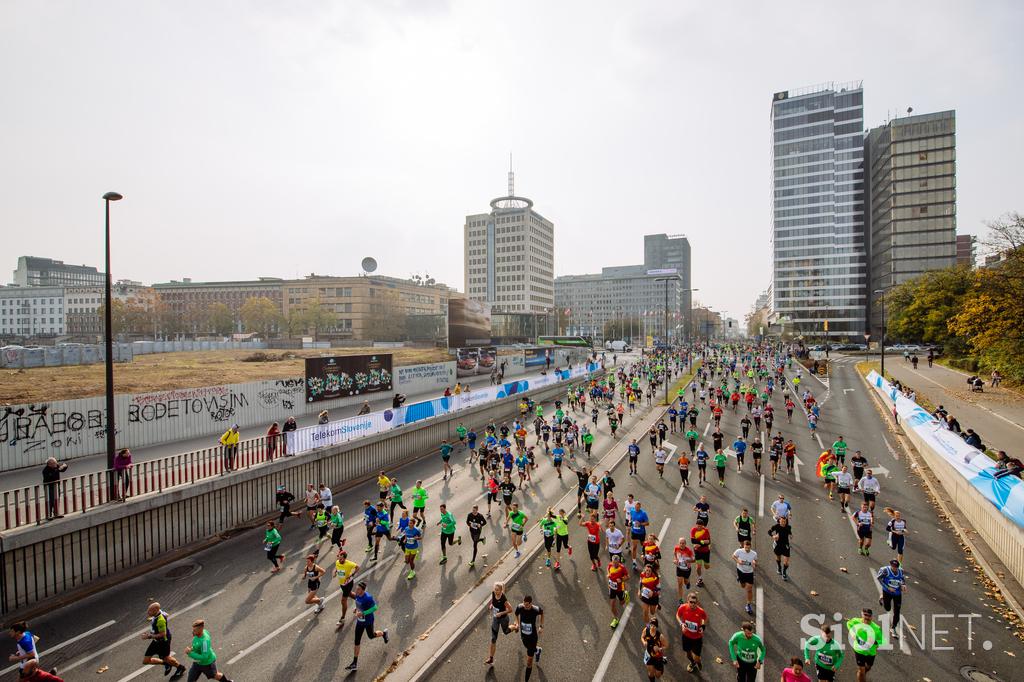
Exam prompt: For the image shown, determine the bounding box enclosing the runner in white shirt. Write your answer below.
[834,466,854,513]
[770,494,792,522]
[654,447,668,478]
[732,540,758,615]
[605,519,626,561]
[318,484,333,512]
[858,471,881,511]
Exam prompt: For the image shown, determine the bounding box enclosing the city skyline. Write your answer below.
[2,1,1021,320]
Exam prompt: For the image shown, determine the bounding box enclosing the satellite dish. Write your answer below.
[361,257,378,274]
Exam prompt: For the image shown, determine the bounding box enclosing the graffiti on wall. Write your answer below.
[127,387,249,424]
[1,404,106,454]
[257,378,304,412]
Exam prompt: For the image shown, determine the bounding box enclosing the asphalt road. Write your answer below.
[423,357,1021,681]
[3,355,686,681]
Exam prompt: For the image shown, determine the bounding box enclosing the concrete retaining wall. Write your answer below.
[0,375,589,616]
[864,376,1024,587]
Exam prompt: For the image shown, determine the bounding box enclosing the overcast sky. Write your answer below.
[3,0,1021,320]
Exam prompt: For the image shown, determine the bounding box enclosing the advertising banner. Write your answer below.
[304,354,393,403]
[448,298,492,348]
[866,370,1024,528]
[455,346,497,377]
[524,347,553,368]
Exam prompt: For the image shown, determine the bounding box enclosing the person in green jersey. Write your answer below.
[263,521,285,574]
[540,509,558,568]
[727,621,765,682]
[685,428,699,455]
[411,480,428,524]
[714,450,728,487]
[313,504,330,543]
[846,609,884,681]
[507,503,528,559]
[832,436,848,465]
[552,509,571,570]
[438,503,461,563]
[329,505,346,550]
[803,623,844,681]
[582,430,595,458]
[389,479,408,520]
[456,423,468,446]
[535,404,544,418]
[184,619,232,682]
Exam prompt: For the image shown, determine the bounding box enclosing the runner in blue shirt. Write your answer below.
[629,502,650,571]
[732,437,747,473]
[440,440,454,480]
[695,447,710,486]
[402,523,422,580]
[551,446,565,479]
[876,559,907,639]
[345,583,389,671]
[362,501,378,554]
[627,440,641,476]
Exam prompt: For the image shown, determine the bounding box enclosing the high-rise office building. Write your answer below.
[13,256,104,288]
[464,169,554,313]
[770,82,867,338]
[644,233,693,332]
[956,234,976,268]
[867,110,956,334]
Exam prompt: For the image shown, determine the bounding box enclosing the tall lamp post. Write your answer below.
[873,288,886,378]
[103,191,123,498]
[654,279,699,404]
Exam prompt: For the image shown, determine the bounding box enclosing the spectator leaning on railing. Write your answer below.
[266,422,281,460]
[282,416,297,456]
[218,425,240,473]
[42,457,68,519]
[113,448,133,501]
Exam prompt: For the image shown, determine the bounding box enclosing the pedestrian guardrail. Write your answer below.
[0,363,601,531]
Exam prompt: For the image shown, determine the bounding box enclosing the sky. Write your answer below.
[2,0,1021,321]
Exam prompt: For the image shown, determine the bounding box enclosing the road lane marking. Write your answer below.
[62,590,226,674]
[758,474,765,518]
[793,455,802,484]
[674,483,686,505]
[115,652,177,682]
[593,517,671,682]
[0,620,117,676]
[703,422,710,436]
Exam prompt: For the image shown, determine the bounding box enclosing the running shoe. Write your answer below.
[534,647,542,662]
[382,629,389,644]
[610,618,619,628]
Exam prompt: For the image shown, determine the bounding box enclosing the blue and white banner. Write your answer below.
[285,364,600,454]
[867,370,1024,528]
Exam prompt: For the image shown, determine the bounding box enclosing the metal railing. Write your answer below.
[1,364,601,531]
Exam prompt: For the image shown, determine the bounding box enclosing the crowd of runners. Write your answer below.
[7,345,913,681]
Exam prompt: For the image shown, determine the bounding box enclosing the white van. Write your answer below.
[604,340,631,353]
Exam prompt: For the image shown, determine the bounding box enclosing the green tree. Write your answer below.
[364,290,407,341]
[206,302,235,336]
[301,299,336,341]
[240,296,282,338]
[884,266,973,354]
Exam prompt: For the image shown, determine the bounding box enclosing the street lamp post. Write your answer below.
[103,191,123,498]
[873,289,886,378]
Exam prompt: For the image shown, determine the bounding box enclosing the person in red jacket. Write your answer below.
[20,661,64,681]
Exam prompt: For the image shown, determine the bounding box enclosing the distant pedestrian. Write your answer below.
[266,422,281,460]
[392,393,407,409]
[358,400,371,415]
[218,425,239,473]
[113,448,133,501]
[42,458,68,519]
[317,410,329,425]
[281,416,297,455]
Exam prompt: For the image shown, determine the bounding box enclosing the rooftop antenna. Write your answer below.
[507,152,514,197]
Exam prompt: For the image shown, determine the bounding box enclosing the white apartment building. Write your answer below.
[0,286,66,337]
[464,172,554,313]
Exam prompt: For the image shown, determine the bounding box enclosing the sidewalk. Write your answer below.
[883,358,1024,457]
[0,359,599,492]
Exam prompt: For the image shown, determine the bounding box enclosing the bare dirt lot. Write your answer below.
[1,348,453,403]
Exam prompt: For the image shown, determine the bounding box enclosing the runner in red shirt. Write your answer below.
[690,523,712,587]
[581,512,603,571]
[673,539,695,599]
[602,493,619,522]
[606,554,629,629]
[676,593,708,673]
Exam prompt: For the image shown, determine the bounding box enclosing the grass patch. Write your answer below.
[659,361,701,406]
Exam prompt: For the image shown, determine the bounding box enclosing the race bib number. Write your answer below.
[520,623,533,635]
[511,523,523,532]
[640,586,654,599]
[588,534,598,543]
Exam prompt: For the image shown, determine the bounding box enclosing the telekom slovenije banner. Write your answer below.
[285,363,600,454]
[866,370,1024,528]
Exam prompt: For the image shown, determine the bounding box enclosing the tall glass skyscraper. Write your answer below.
[770,82,866,339]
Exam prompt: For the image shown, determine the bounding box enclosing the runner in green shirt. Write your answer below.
[540,511,558,567]
[455,423,468,444]
[727,622,765,679]
[714,451,728,487]
[389,480,406,519]
[846,609,885,679]
[411,481,428,524]
[803,624,844,678]
[438,503,461,564]
[832,436,848,464]
[507,503,528,559]
[263,521,285,574]
[582,431,595,458]
[185,620,232,682]
[684,429,699,454]
[553,510,571,570]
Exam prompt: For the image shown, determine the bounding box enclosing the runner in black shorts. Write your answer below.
[514,596,544,680]
[484,582,513,667]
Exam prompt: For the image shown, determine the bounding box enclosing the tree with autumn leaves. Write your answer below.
[884,212,1024,381]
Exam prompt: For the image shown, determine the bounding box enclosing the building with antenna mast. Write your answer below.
[464,160,555,313]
